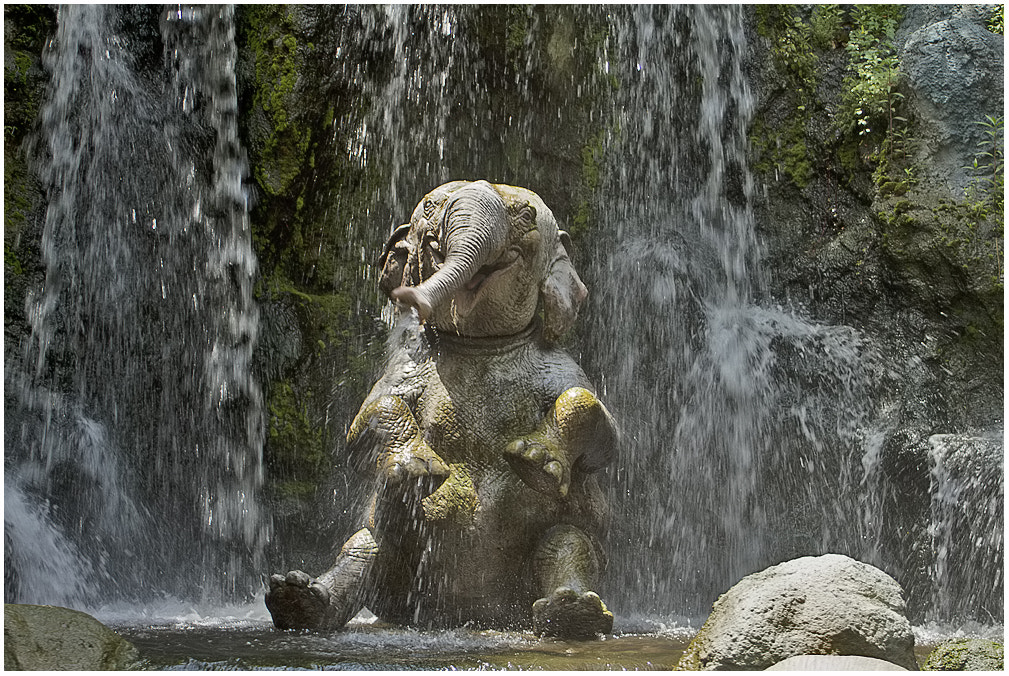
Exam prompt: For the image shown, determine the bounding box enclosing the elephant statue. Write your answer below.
[265,180,619,639]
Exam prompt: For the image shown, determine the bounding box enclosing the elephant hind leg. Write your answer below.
[266,528,379,631]
[531,524,614,639]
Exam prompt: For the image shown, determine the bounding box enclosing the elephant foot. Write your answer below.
[504,438,570,498]
[266,529,378,631]
[532,587,614,639]
[266,570,334,630]
[374,447,451,531]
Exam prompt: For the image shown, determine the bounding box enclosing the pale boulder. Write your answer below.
[677,554,917,670]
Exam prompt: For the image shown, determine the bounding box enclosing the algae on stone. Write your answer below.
[922,638,1003,671]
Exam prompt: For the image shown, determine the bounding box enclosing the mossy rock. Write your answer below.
[4,604,140,670]
[922,639,1003,671]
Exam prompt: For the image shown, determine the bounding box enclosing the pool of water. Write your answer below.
[115,622,691,670]
[100,603,995,670]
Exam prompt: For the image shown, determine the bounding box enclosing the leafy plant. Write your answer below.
[940,115,1005,286]
[964,114,1004,213]
[840,5,904,139]
[809,4,844,50]
[757,5,818,106]
[988,5,1004,35]
[752,5,825,187]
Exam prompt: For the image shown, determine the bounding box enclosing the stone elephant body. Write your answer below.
[267,181,618,638]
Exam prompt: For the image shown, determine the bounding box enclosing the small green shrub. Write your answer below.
[988,5,1004,35]
[809,4,844,49]
[964,114,1004,215]
[840,5,904,139]
[932,115,1005,289]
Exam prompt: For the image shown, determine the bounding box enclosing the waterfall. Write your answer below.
[586,5,898,620]
[926,434,1004,624]
[5,4,266,608]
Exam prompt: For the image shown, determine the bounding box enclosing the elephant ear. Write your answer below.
[540,231,588,343]
[378,223,413,299]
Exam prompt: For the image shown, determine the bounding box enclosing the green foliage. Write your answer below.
[945,114,1005,285]
[572,129,607,237]
[756,5,817,108]
[988,5,1004,34]
[243,5,312,198]
[840,5,904,138]
[835,5,919,215]
[751,116,812,188]
[4,157,32,232]
[5,244,24,275]
[752,5,830,188]
[4,6,55,140]
[923,639,1004,671]
[809,4,845,50]
[964,115,1004,214]
[503,4,533,69]
[266,380,326,490]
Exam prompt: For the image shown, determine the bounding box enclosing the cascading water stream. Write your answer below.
[585,5,899,621]
[5,4,266,609]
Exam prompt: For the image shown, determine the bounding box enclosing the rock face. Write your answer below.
[677,554,917,671]
[922,638,1004,671]
[4,604,140,671]
[897,5,1005,194]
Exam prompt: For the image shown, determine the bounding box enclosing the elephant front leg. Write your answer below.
[266,528,379,630]
[531,525,614,639]
[504,387,617,499]
[349,394,449,495]
[348,394,450,533]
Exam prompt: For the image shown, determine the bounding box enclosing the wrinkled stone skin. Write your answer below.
[266,182,617,639]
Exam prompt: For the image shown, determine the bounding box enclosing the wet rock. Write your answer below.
[4,603,140,670]
[677,554,917,670]
[897,6,1004,194]
[922,638,1004,671]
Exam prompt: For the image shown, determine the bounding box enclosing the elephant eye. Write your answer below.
[422,233,444,266]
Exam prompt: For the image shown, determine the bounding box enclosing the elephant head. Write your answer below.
[379,181,587,342]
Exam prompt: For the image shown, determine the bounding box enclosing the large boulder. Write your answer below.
[4,604,140,670]
[922,638,1004,671]
[677,554,917,670]
[897,5,1005,194]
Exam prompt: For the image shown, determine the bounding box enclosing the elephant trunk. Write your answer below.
[391,182,508,323]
